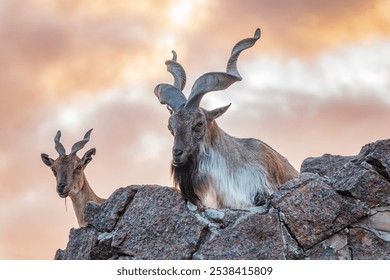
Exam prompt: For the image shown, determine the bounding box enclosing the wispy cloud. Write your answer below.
[0,0,389,259]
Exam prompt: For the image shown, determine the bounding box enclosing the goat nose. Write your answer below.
[173,149,184,157]
[57,182,66,191]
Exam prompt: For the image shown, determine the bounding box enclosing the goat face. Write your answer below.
[41,149,95,198]
[51,155,85,197]
[168,105,230,167]
[155,29,260,167]
[168,108,205,167]
[41,129,95,199]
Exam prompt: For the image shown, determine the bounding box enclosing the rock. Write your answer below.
[349,227,390,259]
[351,207,390,241]
[194,211,284,260]
[85,186,138,232]
[110,185,208,260]
[90,233,115,260]
[56,139,390,260]
[279,222,304,260]
[301,139,390,208]
[330,139,390,208]
[301,154,354,179]
[358,139,390,179]
[305,229,351,260]
[333,167,390,207]
[271,173,369,250]
[54,249,65,260]
[56,227,98,260]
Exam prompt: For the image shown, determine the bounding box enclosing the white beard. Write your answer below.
[198,146,274,209]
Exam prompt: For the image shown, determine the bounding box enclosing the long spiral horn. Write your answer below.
[154,51,187,112]
[166,50,186,91]
[185,28,261,110]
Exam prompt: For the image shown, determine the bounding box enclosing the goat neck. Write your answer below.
[70,174,105,227]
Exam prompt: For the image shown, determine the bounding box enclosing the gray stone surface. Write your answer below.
[111,185,208,259]
[194,211,284,260]
[56,227,98,260]
[84,186,138,232]
[301,154,353,179]
[271,173,368,250]
[305,229,351,260]
[349,227,390,260]
[56,139,390,260]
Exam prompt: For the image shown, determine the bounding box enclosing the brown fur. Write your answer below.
[156,29,299,208]
[170,107,299,208]
[41,131,106,227]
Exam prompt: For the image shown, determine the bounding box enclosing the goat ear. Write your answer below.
[206,103,231,121]
[81,148,96,167]
[41,153,54,167]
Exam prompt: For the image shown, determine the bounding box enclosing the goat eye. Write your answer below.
[75,166,83,172]
[195,121,204,128]
[51,169,57,176]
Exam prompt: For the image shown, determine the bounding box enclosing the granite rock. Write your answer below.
[271,173,368,250]
[56,139,390,260]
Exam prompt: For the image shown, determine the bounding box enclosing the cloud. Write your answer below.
[0,0,389,259]
[247,39,390,101]
[0,187,75,259]
[180,0,390,59]
[219,91,390,169]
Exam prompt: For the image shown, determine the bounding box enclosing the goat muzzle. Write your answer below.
[172,148,189,167]
[57,182,68,198]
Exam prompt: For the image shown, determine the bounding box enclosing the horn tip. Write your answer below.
[254,28,261,39]
[85,128,93,138]
[54,130,62,142]
[171,50,177,61]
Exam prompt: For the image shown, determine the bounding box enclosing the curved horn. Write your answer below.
[166,50,186,91]
[154,51,187,112]
[54,130,66,155]
[185,28,261,110]
[154,84,187,112]
[227,28,261,78]
[70,129,93,155]
[185,72,240,111]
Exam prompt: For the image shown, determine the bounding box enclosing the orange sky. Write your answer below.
[0,0,389,259]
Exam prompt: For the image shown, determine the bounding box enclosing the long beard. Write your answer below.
[171,154,207,207]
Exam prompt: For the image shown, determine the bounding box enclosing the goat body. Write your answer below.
[172,116,298,208]
[155,29,299,209]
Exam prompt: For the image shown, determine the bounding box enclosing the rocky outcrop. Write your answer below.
[55,139,390,260]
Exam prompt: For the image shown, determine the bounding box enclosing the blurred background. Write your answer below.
[0,0,389,259]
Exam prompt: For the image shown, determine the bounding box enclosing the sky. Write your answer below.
[0,0,389,259]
